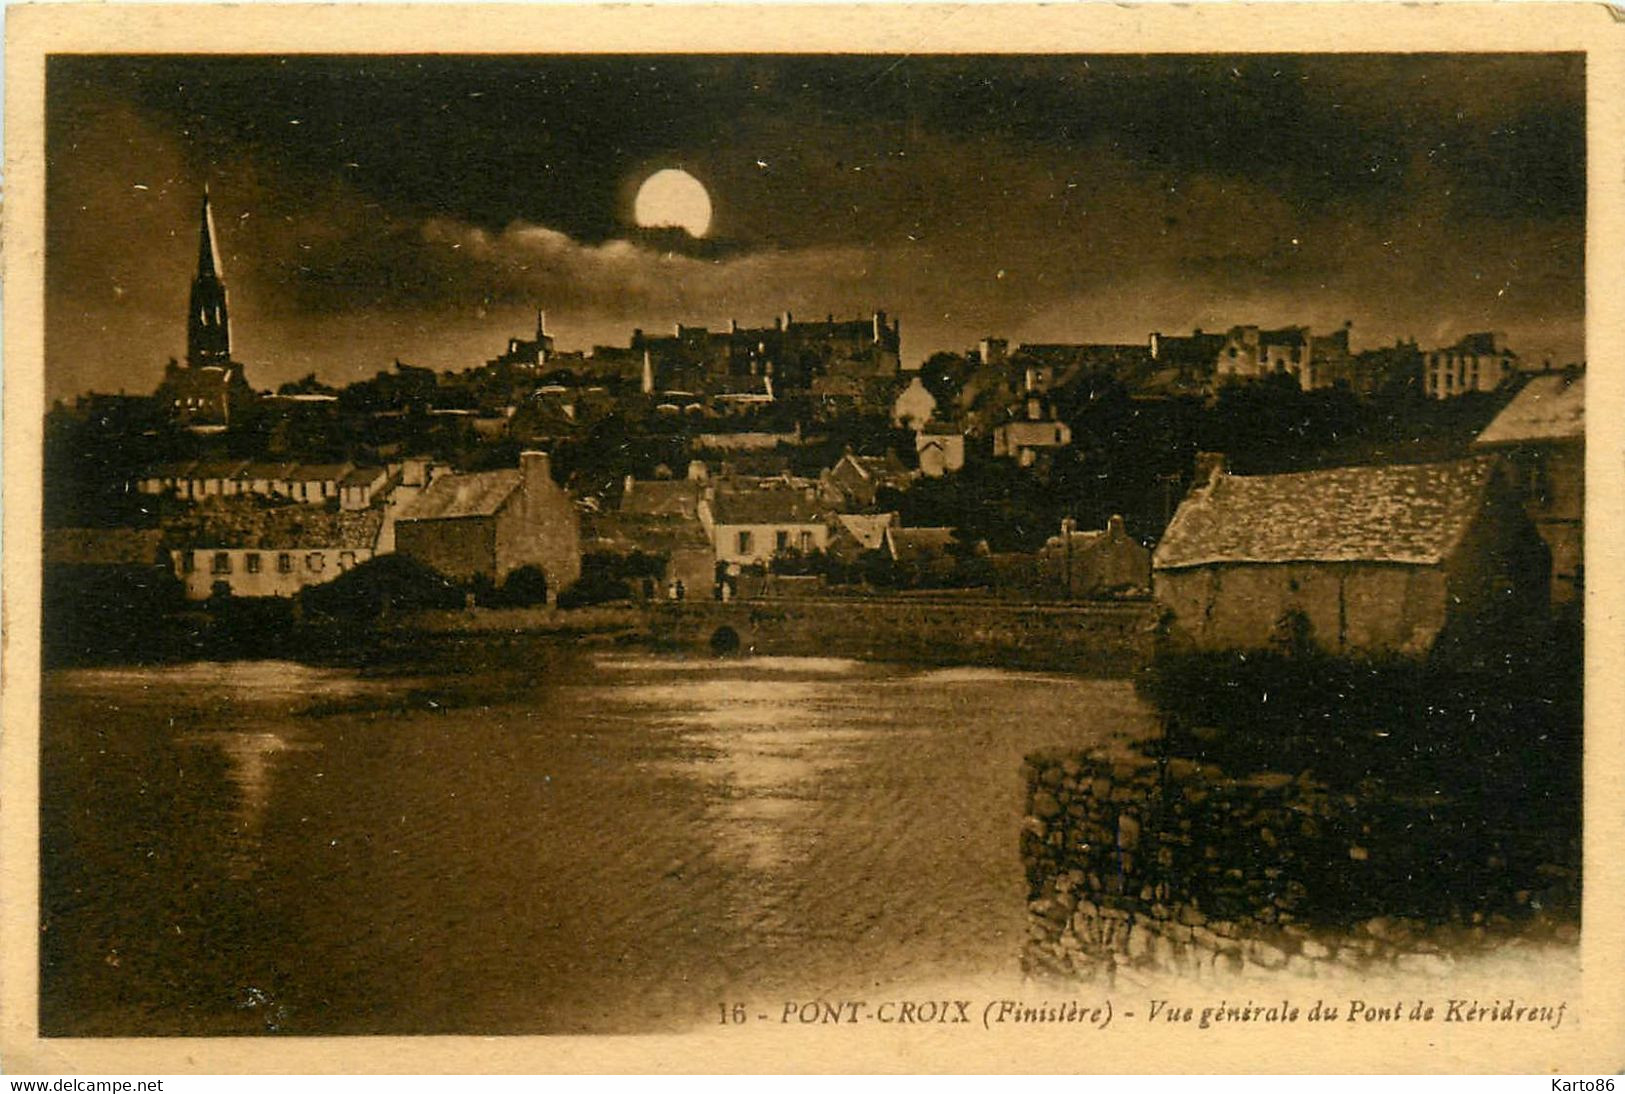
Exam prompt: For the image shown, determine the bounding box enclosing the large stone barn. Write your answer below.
[394,451,581,596]
[1152,457,1548,657]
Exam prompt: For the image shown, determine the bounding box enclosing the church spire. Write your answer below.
[187,188,231,365]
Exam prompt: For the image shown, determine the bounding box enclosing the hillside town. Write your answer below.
[45,190,1584,664]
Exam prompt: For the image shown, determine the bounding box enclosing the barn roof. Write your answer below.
[1475,372,1585,446]
[1153,458,1499,570]
[396,469,521,521]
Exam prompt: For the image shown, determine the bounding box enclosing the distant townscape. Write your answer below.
[45,190,1584,663]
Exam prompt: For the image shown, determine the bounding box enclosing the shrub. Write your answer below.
[301,554,464,618]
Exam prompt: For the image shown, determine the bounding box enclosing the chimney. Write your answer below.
[623,473,636,496]
[1060,517,1077,537]
[730,318,739,334]
[1149,332,1161,359]
[537,309,548,339]
[782,311,793,330]
[1107,514,1126,537]
[1193,451,1227,489]
[521,450,553,487]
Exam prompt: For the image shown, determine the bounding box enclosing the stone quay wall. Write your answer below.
[1021,748,1578,983]
[649,595,1155,674]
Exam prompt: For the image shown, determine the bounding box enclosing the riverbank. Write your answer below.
[41,594,1158,675]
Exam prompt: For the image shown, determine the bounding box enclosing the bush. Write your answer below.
[493,565,551,607]
[301,554,464,619]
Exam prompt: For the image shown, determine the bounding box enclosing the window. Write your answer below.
[277,553,293,574]
[307,552,325,573]
[775,530,790,551]
[1054,427,1064,443]
[245,553,262,574]
[799,531,814,552]
[340,551,357,569]
[211,552,232,575]
[182,552,196,574]
[737,531,753,555]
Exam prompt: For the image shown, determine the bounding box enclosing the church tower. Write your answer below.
[186,188,231,365]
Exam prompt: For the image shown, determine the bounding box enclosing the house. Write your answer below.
[1214,324,1352,390]
[1039,515,1152,598]
[340,466,394,511]
[820,451,912,510]
[1152,456,1549,657]
[584,510,716,599]
[828,512,898,561]
[884,526,961,582]
[702,487,830,567]
[1424,332,1519,398]
[620,475,705,520]
[1474,371,1585,606]
[168,504,386,601]
[891,375,938,430]
[915,424,967,478]
[992,393,1072,466]
[1145,329,1228,394]
[394,450,582,596]
[136,460,370,506]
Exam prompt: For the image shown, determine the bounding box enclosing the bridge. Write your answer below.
[645,593,1157,675]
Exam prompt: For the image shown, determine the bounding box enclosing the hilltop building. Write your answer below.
[155,190,254,430]
[1424,332,1520,398]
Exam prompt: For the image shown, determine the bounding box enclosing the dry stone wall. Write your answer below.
[1021,747,1578,983]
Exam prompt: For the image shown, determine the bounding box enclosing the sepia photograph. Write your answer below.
[3,2,1621,1075]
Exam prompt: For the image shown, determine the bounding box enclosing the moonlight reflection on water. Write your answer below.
[41,647,1158,1035]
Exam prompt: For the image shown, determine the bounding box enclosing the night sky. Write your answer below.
[46,53,1585,400]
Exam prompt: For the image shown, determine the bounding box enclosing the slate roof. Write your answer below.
[621,478,702,518]
[836,512,897,551]
[886,526,958,563]
[708,488,827,525]
[585,512,712,555]
[1452,332,1515,357]
[1260,327,1308,349]
[168,502,384,550]
[340,466,388,487]
[1153,458,1499,570]
[396,470,521,521]
[1475,373,1584,446]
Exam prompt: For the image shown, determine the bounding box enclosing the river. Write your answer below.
[39,642,1159,1035]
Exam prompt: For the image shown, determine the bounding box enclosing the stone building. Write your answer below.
[1423,332,1519,398]
[154,190,255,430]
[394,451,581,595]
[701,486,830,568]
[1213,323,1353,390]
[992,392,1072,466]
[167,504,385,601]
[1153,456,1548,657]
[628,310,901,395]
[820,451,911,511]
[1474,370,1585,608]
[1039,515,1151,599]
[915,423,967,478]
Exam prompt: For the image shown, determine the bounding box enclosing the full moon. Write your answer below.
[633,168,713,237]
